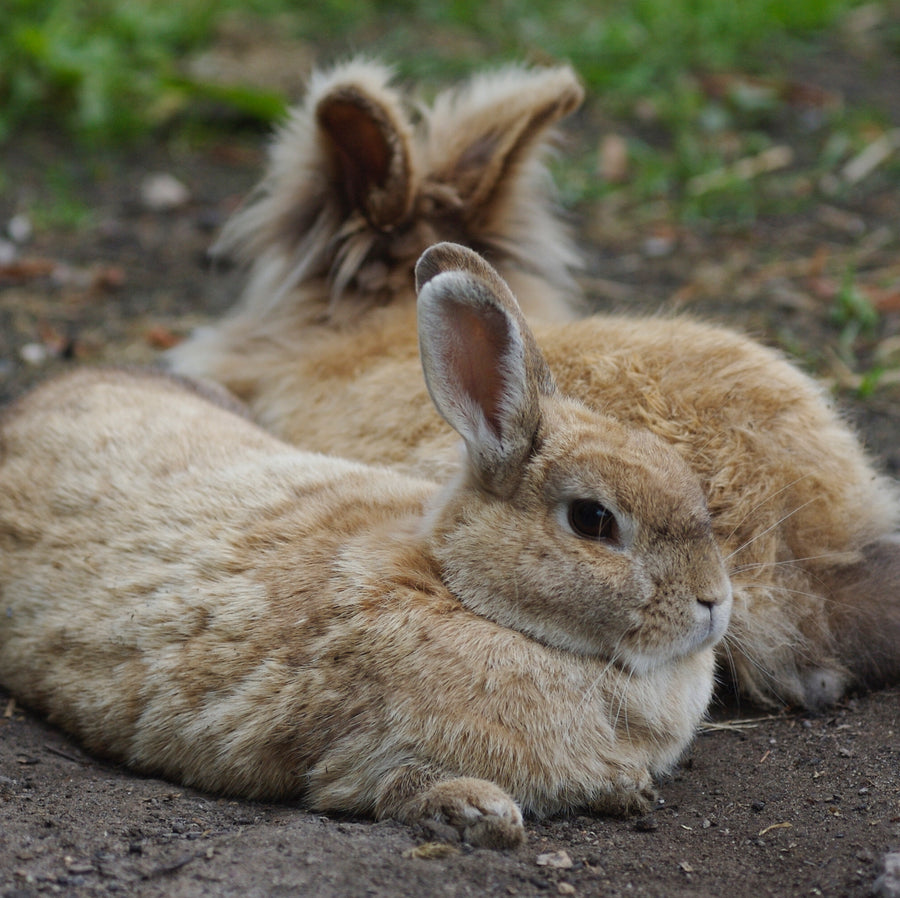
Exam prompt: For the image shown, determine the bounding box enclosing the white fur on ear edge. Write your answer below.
[417,269,536,493]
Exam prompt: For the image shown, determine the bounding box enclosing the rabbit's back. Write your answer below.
[541,316,896,554]
[215,310,896,547]
[0,369,431,794]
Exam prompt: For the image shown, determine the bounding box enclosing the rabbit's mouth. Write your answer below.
[699,592,733,647]
[616,583,734,677]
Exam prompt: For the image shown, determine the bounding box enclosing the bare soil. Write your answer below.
[1,24,899,898]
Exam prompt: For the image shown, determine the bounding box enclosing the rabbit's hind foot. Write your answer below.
[799,667,849,713]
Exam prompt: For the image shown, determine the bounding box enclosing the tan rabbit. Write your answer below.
[169,57,584,396]
[0,244,732,848]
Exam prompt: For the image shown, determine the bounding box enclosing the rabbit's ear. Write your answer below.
[416,243,556,496]
[426,64,583,215]
[315,70,414,228]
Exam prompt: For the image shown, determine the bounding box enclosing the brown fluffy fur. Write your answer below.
[167,58,900,712]
[0,246,732,846]
[180,57,584,340]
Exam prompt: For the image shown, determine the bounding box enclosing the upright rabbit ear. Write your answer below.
[314,61,415,228]
[416,243,556,496]
[211,59,414,270]
[425,64,583,217]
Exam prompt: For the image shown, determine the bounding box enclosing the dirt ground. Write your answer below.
[2,22,900,898]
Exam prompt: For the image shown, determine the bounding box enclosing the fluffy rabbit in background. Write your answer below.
[169,57,585,389]
[168,63,900,713]
[0,244,732,848]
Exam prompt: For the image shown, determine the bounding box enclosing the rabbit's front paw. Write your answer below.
[405,777,525,849]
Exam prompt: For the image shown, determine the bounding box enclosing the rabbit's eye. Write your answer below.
[568,499,619,543]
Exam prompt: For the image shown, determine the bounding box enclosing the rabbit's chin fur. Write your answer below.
[0,368,720,848]
[470,590,731,677]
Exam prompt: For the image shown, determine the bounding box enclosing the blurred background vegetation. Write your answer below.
[2,0,898,220]
[2,1,899,393]
[0,0,881,138]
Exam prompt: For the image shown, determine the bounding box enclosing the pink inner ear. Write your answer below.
[318,98,392,206]
[447,302,510,439]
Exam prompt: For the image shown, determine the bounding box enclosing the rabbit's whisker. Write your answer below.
[608,646,635,742]
[724,498,819,563]
[720,632,788,693]
[735,581,828,603]
[731,550,853,574]
[565,657,619,743]
[720,473,814,547]
[713,638,743,704]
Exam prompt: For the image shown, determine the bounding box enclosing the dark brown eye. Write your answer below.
[568,499,619,542]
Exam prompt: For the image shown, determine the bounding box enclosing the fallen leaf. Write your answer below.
[687,145,794,195]
[536,849,573,869]
[599,134,629,183]
[91,266,126,292]
[842,129,900,184]
[759,822,793,837]
[871,289,900,313]
[146,326,183,350]
[403,842,461,860]
[0,258,57,284]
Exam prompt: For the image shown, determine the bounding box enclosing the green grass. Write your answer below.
[26,163,94,230]
[1,0,872,141]
[0,0,884,221]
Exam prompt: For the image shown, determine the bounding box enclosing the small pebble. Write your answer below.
[140,173,191,211]
[642,235,676,258]
[20,343,48,366]
[8,213,32,244]
[66,861,94,875]
[536,849,573,869]
[0,237,17,265]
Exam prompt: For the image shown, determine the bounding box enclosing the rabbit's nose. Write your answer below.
[696,574,733,640]
[695,572,733,610]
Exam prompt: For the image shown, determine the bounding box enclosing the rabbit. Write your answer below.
[171,254,900,714]
[0,244,733,849]
[167,56,585,397]
[164,61,900,714]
